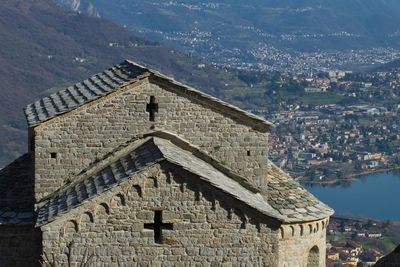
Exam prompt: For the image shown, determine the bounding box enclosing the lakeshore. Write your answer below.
[298,166,400,185]
[303,171,400,221]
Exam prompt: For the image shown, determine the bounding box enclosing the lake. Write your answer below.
[302,171,400,221]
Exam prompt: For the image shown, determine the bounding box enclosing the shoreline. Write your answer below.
[331,214,400,224]
[298,166,400,185]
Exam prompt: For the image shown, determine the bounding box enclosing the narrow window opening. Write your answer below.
[227,210,232,220]
[247,150,251,156]
[50,152,57,159]
[195,191,200,201]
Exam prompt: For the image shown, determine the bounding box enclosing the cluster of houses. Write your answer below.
[268,101,398,181]
[326,219,387,266]
[326,241,383,267]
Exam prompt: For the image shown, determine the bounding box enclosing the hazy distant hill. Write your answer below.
[0,0,243,167]
[55,0,400,53]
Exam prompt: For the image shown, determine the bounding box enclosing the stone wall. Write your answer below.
[33,77,269,200]
[277,219,329,267]
[0,226,41,267]
[41,163,280,267]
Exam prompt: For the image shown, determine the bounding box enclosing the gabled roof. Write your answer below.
[36,136,285,226]
[24,60,272,129]
[36,133,332,226]
[24,60,148,126]
[0,154,34,225]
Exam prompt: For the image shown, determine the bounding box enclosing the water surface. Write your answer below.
[302,172,400,220]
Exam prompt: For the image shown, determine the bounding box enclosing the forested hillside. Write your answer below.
[0,0,244,167]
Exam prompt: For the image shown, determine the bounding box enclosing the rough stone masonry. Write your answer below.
[0,60,333,267]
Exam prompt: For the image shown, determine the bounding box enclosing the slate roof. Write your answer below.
[267,163,333,222]
[36,135,332,226]
[0,154,35,225]
[36,137,164,225]
[24,60,272,129]
[24,61,148,126]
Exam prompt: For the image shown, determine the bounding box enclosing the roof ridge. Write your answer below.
[36,131,334,226]
[146,71,272,131]
[37,136,155,204]
[36,135,291,226]
[38,130,260,204]
[25,60,272,130]
[145,131,260,194]
[24,61,150,126]
[35,138,165,225]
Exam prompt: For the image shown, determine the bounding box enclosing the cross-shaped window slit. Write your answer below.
[144,210,173,244]
[146,96,158,122]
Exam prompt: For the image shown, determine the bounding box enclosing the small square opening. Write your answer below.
[247,151,251,156]
[50,152,57,159]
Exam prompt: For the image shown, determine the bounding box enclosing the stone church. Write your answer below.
[0,60,333,267]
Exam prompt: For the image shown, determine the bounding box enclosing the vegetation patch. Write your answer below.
[299,92,345,105]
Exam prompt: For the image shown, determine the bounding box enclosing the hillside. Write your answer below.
[55,0,400,53]
[0,0,245,167]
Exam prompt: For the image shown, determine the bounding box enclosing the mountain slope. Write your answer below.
[55,0,400,54]
[0,0,244,167]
